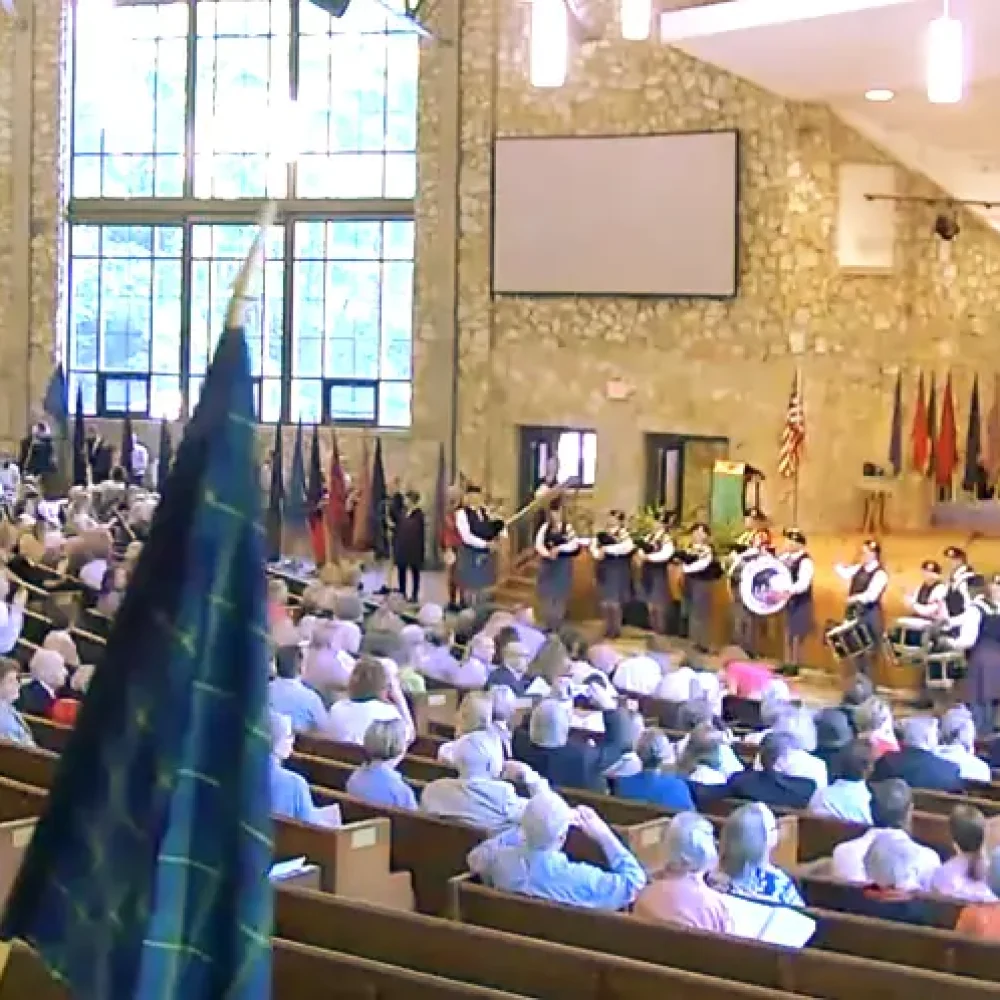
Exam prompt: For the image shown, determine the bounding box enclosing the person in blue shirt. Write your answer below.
[269,711,341,827]
[346,717,418,810]
[714,801,803,907]
[268,643,328,734]
[467,791,646,911]
[616,729,695,811]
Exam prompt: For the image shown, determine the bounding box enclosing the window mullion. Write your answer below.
[183,0,198,199]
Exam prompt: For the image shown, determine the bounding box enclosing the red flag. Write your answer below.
[325,426,348,558]
[936,373,958,488]
[910,371,930,473]
[351,436,372,551]
[777,370,805,479]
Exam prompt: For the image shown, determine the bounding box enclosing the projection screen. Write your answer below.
[491,130,739,298]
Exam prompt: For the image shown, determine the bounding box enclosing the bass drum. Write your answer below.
[739,554,793,617]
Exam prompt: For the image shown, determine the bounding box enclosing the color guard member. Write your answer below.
[590,510,634,639]
[945,575,1000,734]
[835,538,889,677]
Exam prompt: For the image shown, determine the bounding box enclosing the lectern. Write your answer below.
[710,461,764,529]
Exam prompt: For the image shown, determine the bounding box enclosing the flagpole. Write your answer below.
[792,466,800,526]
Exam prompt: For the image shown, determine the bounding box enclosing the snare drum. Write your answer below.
[887,616,932,662]
[825,618,875,661]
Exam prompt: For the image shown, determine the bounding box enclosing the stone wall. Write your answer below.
[437,0,1000,532]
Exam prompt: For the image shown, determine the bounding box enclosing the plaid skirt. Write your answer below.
[537,556,574,603]
[457,544,496,592]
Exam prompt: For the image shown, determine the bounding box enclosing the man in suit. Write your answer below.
[85,425,113,483]
[393,489,425,603]
[726,731,816,810]
[871,715,963,792]
[16,648,68,719]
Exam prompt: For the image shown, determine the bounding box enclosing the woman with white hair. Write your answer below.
[633,813,734,932]
[849,830,933,925]
[453,633,494,690]
[936,705,991,780]
[854,697,898,759]
[302,618,353,697]
[716,802,803,906]
[467,792,646,910]
[768,706,828,789]
[421,730,546,833]
[437,692,498,765]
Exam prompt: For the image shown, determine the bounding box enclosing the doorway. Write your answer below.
[644,433,729,522]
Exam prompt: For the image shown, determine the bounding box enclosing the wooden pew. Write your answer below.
[0,938,536,1000]
[275,884,803,1000]
[450,878,1000,1000]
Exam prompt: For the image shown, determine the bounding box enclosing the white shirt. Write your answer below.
[655,666,696,702]
[79,558,108,591]
[326,698,402,745]
[830,828,940,888]
[0,463,20,496]
[809,779,873,825]
[0,601,24,656]
[455,507,491,549]
[676,734,744,778]
[936,742,992,781]
[589,535,634,559]
[687,764,728,786]
[907,581,948,619]
[836,560,888,606]
[612,655,662,696]
[779,748,828,790]
[534,524,580,558]
[643,538,675,564]
[948,599,994,650]
[132,442,149,476]
[420,777,528,834]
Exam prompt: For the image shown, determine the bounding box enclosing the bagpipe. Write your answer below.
[545,523,582,557]
[675,542,724,581]
[478,503,508,542]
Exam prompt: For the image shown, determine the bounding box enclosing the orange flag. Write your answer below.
[935,373,958,488]
[910,371,930,473]
[351,435,372,551]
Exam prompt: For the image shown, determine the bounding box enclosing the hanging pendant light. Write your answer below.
[530,0,569,88]
[927,0,964,105]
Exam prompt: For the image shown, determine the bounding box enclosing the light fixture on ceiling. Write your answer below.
[864,88,895,102]
[530,0,569,88]
[926,0,964,104]
[620,0,652,40]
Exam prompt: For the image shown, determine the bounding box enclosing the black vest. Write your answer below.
[544,525,575,558]
[849,564,883,607]
[463,505,488,542]
[787,554,813,606]
[945,569,972,616]
[980,608,1000,644]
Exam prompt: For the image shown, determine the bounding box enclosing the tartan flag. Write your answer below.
[911,371,930,474]
[306,425,327,565]
[72,384,88,487]
[0,315,272,993]
[777,370,805,479]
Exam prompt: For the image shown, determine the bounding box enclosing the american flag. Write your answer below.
[778,370,805,479]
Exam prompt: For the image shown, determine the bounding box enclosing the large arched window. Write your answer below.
[67,0,418,427]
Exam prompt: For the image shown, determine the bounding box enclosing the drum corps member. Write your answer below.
[943,546,976,616]
[534,502,582,631]
[637,510,676,636]
[728,509,772,657]
[905,560,947,620]
[945,574,1000,734]
[835,539,889,677]
[779,529,815,666]
[590,510,634,639]
[680,521,722,652]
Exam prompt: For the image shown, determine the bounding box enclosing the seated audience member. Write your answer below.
[770,706,828,789]
[813,707,854,781]
[302,619,353,697]
[51,663,95,726]
[584,643,622,683]
[366,595,406,635]
[728,732,816,810]
[871,715,963,792]
[956,848,1000,940]
[600,708,645,781]
[511,605,546,658]
[268,644,328,734]
[489,684,518,757]
[633,812,734,933]
[850,831,934,926]
[675,699,744,778]
[513,689,617,793]
[452,634,494,691]
[417,601,443,630]
[808,739,874,824]
[334,592,365,626]
[417,622,460,683]
[743,679,792,746]
[41,604,80,668]
[394,626,428,695]
[690,670,724,720]
[0,659,34,746]
[0,574,26,656]
[522,635,572,696]
[267,578,292,630]
[16,648,67,718]
[854,697,898,759]
[831,778,940,887]
[617,729,695,811]
[653,656,696,713]
[268,711,340,827]
[327,656,413,745]
[487,640,531,695]
[611,652,662,696]
[936,706,991,781]
[346,718,418,811]
[438,692,496,764]
[468,793,646,910]
[78,530,112,592]
[715,802,803,906]
[722,647,775,702]
[421,730,546,833]
[840,674,875,731]
[930,805,996,902]
[678,724,730,807]
[490,624,521,666]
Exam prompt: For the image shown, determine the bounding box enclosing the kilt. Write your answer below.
[641,563,670,605]
[537,556,573,603]
[596,555,631,605]
[785,593,815,641]
[457,544,496,592]
[967,638,1000,706]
